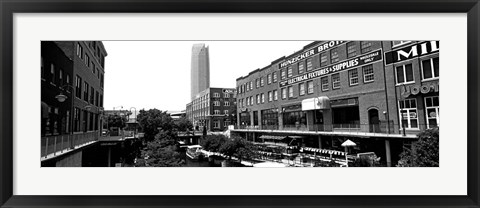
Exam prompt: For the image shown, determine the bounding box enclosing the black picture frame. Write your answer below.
[1,0,479,207]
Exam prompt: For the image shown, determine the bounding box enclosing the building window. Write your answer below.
[261,77,265,86]
[224,110,229,115]
[320,53,327,66]
[246,97,250,106]
[298,61,304,74]
[261,93,265,103]
[273,90,278,100]
[288,86,294,98]
[399,98,419,129]
[273,72,278,82]
[75,75,82,98]
[287,66,293,77]
[256,79,260,88]
[100,94,103,107]
[256,94,260,104]
[224,93,229,98]
[425,96,440,128]
[267,74,272,84]
[347,42,357,58]
[85,54,90,67]
[250,81,253,90]
[332,73,340,89]
[360,41,372,53]
[213,120,220,128]
[281,88,287,99]
[268,91,273,101]
[214,93,220,98]
[100,73,104,88]
[348,69,359,86]
[59,69,64,84]
[363,64,374,83]
[421,57,439,80]
[90,86,94,104]
[396,63,414,84]
[321,77,329,91]
[306,58,313,71]
[214,110,220,115]
[392,41,411,47]
[50,63,55,85]
[250,96,253,105]
[330,48,339,63]
[299,83,305,95]
[95,91,99,106]
[224,101,230,106]
[281,69,286,80]
[307,81,314,94]
[41,57,45,80]
[83,82,89,102]
[66,74,70,89]
[214,101,220,106]
[76,43,83,59]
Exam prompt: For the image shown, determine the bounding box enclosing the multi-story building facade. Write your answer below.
[233,41,439,166]
[191,44,210,101]
[41,41,107,161]
[186,88,237,131]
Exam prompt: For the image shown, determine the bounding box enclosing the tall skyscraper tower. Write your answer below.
[191,43,210,100]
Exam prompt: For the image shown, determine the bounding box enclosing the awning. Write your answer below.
[300,147,345,156]
[259,135,286,140]
[41,102,49,119]
[301,96,330,111]
[287,136,305,139]
[253,162,287,168]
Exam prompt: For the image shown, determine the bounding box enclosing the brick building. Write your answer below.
[41,41,107,161]
[232,41,439,166]
[186,88,237,131]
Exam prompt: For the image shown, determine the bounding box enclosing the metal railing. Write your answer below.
[41,131,99,158]
[282,124,309,131]
[233,121,437,137]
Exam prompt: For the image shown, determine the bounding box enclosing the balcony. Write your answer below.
[41,131,100,159]
[233,121,421,138]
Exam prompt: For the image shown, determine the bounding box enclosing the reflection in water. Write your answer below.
[182,152,246,167]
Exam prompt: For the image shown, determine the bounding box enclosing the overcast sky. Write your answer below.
[102,41,311,112]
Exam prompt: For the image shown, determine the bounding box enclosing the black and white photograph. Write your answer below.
[40,40,440,168]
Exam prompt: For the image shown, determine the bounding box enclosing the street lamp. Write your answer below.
[129,107,137,137]
[341,139,357,167]
[55,85,76,149]
[400,84,407,136]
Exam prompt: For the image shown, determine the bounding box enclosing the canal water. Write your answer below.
[181,152,247,167]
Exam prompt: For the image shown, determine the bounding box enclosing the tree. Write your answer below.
[397,127,439,167]
[219,136,256,161]
[106,114,127,129]
[136,109,174,141]
[136,130,185,167]
[200,134,227,153]
[174,116,193,132]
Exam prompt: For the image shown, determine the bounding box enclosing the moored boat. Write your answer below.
[186,145,203,160]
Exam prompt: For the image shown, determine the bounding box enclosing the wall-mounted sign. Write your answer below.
[384,41,439,65]
[401,82,439,98]
[330,98,359,108]
[279,49,382,87]
[100,142,118,146]
[282,104,302,112]
[223,89,234,94]
[279,41,346,68]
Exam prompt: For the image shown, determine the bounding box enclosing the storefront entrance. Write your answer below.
[368,109,380,133]
[332,106,360,129]
[313,110,324,131]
